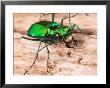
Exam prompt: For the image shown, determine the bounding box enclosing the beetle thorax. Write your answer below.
[50,22,60,30]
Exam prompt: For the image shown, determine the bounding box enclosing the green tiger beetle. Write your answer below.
[22,13,83,75]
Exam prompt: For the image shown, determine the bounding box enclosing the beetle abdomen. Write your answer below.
[28,23,49,38]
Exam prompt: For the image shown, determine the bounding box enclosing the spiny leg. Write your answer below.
[24,41,42,75]
[74,24,83,32]
[52,13,54,22]
[69,13,71,25]
[45,42,50,73]
[60,13,79,26]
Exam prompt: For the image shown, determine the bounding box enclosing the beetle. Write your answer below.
[22,13,82,75]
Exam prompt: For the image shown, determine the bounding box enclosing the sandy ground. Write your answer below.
[14,13,97,75]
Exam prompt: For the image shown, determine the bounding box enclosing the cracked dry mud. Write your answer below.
[14,13,97,75]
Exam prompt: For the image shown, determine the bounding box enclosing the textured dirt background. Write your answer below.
[14,13,97,75]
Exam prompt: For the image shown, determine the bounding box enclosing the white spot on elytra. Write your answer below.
[32,34,34,36]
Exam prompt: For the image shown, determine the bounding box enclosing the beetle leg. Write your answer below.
[69,13,71,25]
[60,13,79,26]
[34,41,42,63]
[24,41,42,75]
[74,24,83,32]
[45,42,50,73]
[52,13,54,22]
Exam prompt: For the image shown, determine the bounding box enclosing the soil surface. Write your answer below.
[14,13,97,75]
